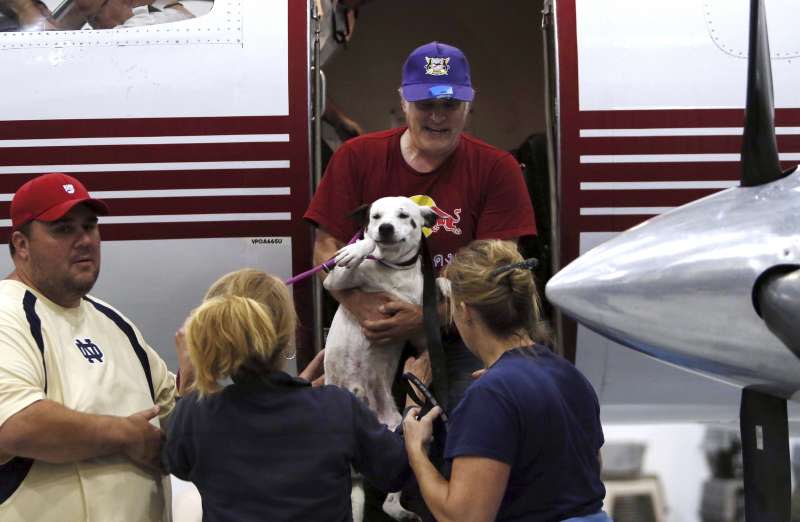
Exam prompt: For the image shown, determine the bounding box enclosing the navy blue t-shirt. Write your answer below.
[444,345,606,521]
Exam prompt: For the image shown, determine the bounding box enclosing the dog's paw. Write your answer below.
[334,238,376,268]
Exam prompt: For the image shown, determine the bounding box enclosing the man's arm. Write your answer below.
[314,228,424,343]
[0,400,164,471]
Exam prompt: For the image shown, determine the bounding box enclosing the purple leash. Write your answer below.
[284,232,361,286]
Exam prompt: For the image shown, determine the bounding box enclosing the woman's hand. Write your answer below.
[298,348,326,386]
[403,405,442,453]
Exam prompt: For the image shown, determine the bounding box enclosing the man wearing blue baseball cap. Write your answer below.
[305,42,537,521]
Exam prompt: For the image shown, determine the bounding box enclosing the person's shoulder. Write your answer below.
[171,390,215,423]
[82,294,132,321]
[0,280,37,322]
[459,133,520,175]
[487,348,556,387]
[522,346,598,398]
[0,279,29,304]
[460,132,513,158]
[81,294,148,337]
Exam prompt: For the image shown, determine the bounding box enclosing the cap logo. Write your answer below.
[63,184,75,194]
[429,85,454,98]
[424,56,450,76]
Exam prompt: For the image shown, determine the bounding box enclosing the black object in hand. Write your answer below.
[402,372,449,425]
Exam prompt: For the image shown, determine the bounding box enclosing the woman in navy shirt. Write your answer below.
[403,240,610,522]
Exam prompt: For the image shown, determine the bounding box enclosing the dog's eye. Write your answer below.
[372,213,381,220]
[398,212,410,219]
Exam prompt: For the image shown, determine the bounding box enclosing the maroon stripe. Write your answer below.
[0,142,290,167]
[286,0,313,368]
[0,170,292,193]
[0,116,291,140]
[556,0,580,363]
[0,195,291,217]
[580,135,741,155]
[577,189,718,208]
[577,108,800,129]
[575,161,798,182]
[556,0,581,273]
[578,135,800,155]
[0,221,296,243]
[576,162,740,181]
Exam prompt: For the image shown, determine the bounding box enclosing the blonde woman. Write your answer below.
[164,269,411,521]
[403,241,610,522]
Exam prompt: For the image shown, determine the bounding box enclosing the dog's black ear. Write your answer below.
[419,206,437,228]
[348,203,371,227]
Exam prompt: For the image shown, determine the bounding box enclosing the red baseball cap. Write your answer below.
[10,173,109,231]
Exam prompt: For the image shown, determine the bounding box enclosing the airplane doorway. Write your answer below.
[322,0,546,154]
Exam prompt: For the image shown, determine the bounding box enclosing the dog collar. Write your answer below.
[371,252,420,270]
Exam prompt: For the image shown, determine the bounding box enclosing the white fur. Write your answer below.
[324,196,432,522]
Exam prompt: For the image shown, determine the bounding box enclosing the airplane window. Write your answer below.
[0,0,214,32]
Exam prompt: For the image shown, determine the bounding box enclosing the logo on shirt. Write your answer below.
[424,56,450,76]
[409,195,462,236]
[433,252,455,269]
[63,184,75,194]
[75,338,103,363]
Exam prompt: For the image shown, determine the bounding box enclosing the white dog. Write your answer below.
[324,196,435,521]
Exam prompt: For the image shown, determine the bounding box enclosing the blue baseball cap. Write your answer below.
[401,41,475,102]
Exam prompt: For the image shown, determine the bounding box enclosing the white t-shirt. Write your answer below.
[0,280,176,521]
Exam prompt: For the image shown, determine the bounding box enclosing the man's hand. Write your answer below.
[334,289,395,323]
[362,300,423,345]
[121,406,165,473]
[403,351,432,386]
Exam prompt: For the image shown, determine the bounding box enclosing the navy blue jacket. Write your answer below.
[164,372,410,522]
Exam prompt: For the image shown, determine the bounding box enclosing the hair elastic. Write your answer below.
[489,257,539,278]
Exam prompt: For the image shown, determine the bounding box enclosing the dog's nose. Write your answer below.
[378,223,394,238]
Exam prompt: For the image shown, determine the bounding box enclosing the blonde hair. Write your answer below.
[442,240,551,344]
[204,268,297,355]
[187,269,297,397]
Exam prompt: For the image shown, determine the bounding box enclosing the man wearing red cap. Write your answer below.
[305,41,537,521]
[0,173,176,521]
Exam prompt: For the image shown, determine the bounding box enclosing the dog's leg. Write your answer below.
[334,237,377,269]
[351,473,365,522]
[382,492,420,521]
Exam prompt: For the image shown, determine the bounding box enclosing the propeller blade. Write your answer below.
[740,0,785,187]
[740,387,790,522]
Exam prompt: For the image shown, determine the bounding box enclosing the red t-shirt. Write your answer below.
[304,127,537,271]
